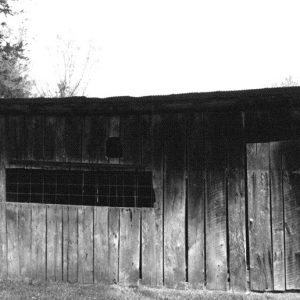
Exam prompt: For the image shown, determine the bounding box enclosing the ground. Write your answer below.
[0,281,299,299]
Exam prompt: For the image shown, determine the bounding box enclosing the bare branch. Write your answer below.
[35,37,98,97]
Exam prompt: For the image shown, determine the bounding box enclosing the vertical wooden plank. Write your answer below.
[270,142,285,290]
[31,205,46,281]
[164,113,186,288]
[150,114,163,286]
[77,207,84,283]
[82,116,108,163]
[141,209,156,286]
[0,203,7,279]
[108,207,119,283]
[6,203,19,278]
[120,115,141,165]
[94,206,109,283]
[108,116,120,138]
[24,116,44,161]
[119,208,140,285]
[47,205,63,282]
[68,206,78,283]
[141,114,152,168]
[78,206,94,283]
[44,116,56,161]
[64,116,82,162]
[46,205,55,281]
[0,115,7,204]
[32,116,44,160]
[141,114,158,286]
[141,114,161,286]
[55,117,66,162]
[108,116,120,164]
[0,117,7,278]
[187,112,205,289]
[227,113,247,291]
[63,207,68,282]
[23,116,33,161]
[247,143,273,291]
[282,140,300,290]
[6,116,26,161]
[55,206,63,281]
[44,116,66,162]
[204,112,228,290]
[18,204,32,279]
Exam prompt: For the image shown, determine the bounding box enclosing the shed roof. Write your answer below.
[1,87,300,115]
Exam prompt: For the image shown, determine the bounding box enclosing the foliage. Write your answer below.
[272,75,299,88]
[0,0,11,15]
[0,0,32,98]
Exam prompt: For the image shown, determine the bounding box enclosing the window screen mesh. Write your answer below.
[6,169,154,207]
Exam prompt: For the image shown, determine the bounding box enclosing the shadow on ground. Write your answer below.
[0,281,299,299]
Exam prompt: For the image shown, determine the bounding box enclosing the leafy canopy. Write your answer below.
[0,0,32,98]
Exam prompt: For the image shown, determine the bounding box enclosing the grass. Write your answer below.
[0,280,299,299]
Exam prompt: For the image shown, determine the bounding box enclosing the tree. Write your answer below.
[272,75,299,88]
[35,36,97,97]
[0,0,32,98]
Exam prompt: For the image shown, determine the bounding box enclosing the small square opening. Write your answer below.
[106,137,122,158]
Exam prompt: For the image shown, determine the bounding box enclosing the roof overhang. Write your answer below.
[1,87,300,115]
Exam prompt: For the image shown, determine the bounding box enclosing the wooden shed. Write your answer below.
[1,87,300,292]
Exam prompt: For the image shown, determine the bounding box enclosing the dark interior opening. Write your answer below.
[6,168,154,207]
[106,137,123,158]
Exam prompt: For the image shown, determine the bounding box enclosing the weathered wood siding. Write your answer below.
[246,140,300,292]
[0,203,148,284]
[1,111,300,292]
[187,113,205,289]
[247,143,273,291]
[163,113,186,288]
[282,140,300,290]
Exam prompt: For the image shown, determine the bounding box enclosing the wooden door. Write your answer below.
[247,140,300,291]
